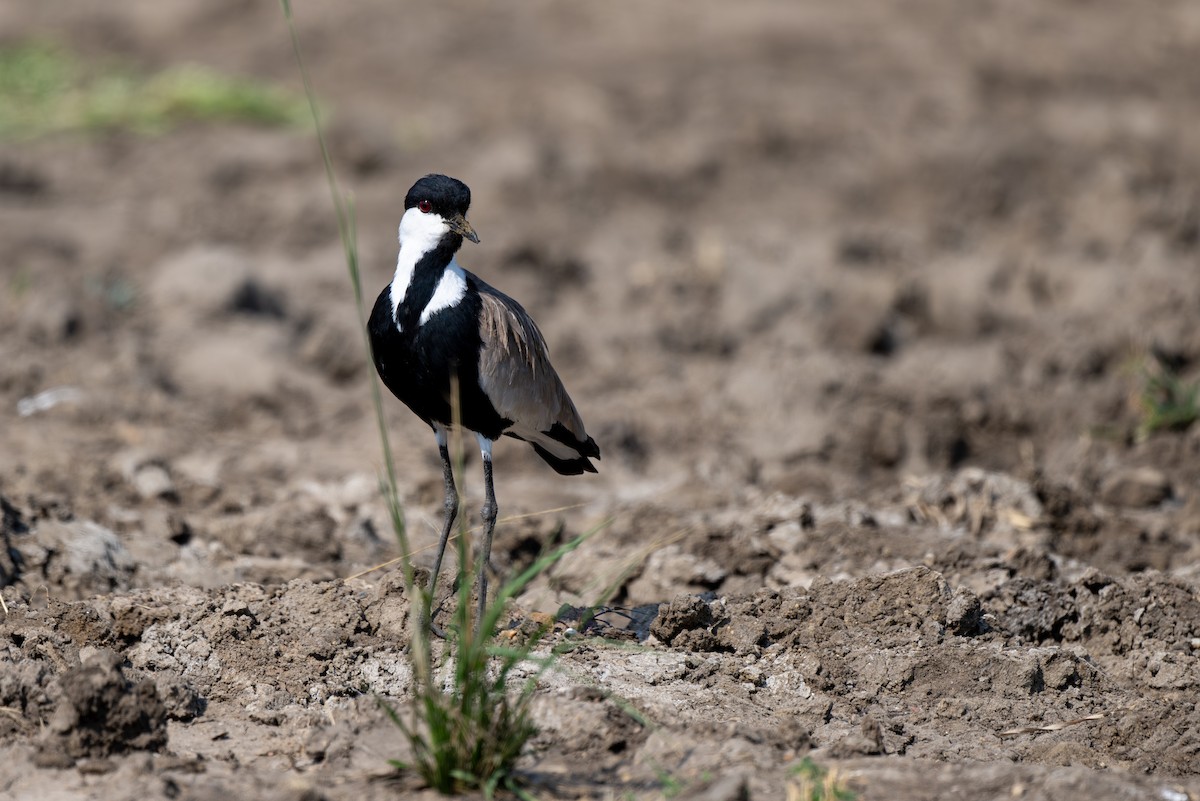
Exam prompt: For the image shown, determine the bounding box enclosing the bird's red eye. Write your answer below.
[417,199,432,213]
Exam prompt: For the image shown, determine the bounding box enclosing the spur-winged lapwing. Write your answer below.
[368,173,599,629]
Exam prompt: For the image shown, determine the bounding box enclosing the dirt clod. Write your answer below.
[1099,467,1173,508]
[650,594,715,646]
[37,650,168,763]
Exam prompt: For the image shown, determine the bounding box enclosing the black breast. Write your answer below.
[367,282,511,439]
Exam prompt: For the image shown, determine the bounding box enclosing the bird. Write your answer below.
[368,173,599,632]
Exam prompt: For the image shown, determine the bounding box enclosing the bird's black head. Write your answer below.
[404,174,471,216]
[402,174,479,244]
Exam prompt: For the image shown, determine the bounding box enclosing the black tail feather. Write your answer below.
[531,443,599,475]
[546,423,600,460]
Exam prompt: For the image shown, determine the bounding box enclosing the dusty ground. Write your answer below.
[3,1,1200,799]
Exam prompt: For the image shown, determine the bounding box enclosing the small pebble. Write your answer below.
[134,465,175,501]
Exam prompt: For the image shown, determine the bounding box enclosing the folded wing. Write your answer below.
[474,278,599,473]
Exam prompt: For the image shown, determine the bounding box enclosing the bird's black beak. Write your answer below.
[449,213,480,244]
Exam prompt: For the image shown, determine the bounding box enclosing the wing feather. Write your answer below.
[474,279,590,448]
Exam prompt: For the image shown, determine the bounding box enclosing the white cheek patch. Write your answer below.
[392,206,452,324]
[419,260,468,325]
[398,205,450,250]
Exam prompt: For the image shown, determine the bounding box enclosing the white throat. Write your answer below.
[390,206,468,329]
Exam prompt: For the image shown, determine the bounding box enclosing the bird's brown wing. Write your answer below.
[474,279,592,458]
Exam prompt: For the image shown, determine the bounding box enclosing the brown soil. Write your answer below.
[4,1,1200,799]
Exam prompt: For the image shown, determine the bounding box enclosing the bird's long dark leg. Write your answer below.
[475,435,498,636]
[428,427,458,611]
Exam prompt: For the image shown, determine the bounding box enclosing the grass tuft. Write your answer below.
[0,41,306,139]
[1137,360,1200,440]
[381,520,602,797]
[786,758,857,801]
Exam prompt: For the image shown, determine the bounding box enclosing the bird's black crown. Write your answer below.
[404,174,471,217]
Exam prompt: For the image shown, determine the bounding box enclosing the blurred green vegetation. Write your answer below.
[0,41,308,139]
[788,757,858,801]
[1137,361,1200,440]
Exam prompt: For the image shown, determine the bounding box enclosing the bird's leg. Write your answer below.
[474,435,498,637]
[428,428,458,612]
